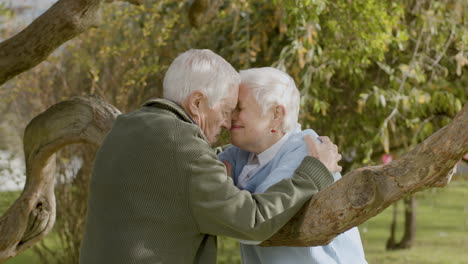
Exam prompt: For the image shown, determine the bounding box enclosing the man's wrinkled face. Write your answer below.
[199,87,238,144]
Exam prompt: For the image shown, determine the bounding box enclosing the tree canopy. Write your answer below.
[2,0,465,164]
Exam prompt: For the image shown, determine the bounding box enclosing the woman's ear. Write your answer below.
[273,105,286,121]
[271,105,286,132]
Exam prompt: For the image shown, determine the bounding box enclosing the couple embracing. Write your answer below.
[79,49,367,264]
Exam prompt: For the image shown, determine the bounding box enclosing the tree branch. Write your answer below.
[0,0,142,86]
[261,103,467,246]
[0,96,120,263]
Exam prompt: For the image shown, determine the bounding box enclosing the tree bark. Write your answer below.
[0,98,466,262]
[0,96,120,263]
[0,0,143,86]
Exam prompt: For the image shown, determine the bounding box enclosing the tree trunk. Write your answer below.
[0,96,120,263]
[385,203,398,249]
[386,196,416,250]
[399,196,416,248]
[0,97,466,262]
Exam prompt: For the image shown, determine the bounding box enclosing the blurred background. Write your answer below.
[0,0,467,263]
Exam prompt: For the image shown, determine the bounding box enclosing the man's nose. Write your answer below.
[231,109,239,121]
[223,115,232,130]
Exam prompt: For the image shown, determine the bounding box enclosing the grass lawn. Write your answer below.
[1,180,467,264]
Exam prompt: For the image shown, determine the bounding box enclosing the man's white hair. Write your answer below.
[240,67,300,133]
[163,49,240,107]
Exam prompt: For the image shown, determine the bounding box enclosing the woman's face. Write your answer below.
[230,85,281,153]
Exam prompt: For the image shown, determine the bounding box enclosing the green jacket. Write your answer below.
[79,99,333,264]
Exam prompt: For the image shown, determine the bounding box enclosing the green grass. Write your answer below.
[360,180,468,264]
[2,181,467,264]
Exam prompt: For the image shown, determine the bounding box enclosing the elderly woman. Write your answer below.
[219,67,367,264]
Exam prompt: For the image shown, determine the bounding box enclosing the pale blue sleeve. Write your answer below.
[255,130,338,193]
[254,145,308,193]
[239,146,307,245]
[241,131,337,245]
[239,146,308,245]
[218,145,237,168]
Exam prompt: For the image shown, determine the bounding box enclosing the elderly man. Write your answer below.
[79,49,341,264]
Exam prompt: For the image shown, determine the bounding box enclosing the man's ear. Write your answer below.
[182,90,206,120]
[185,90,205,116]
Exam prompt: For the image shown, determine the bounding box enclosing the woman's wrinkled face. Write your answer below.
[230,85,279,153]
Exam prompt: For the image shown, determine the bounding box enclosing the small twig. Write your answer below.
[379,25,424,142]
[411,115,435,144]
[431,26,455,68]
[429,25,456,81]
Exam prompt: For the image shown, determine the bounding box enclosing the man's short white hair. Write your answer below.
[163,49,240,107]
[240,67,300,133]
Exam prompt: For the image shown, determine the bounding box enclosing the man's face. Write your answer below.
[199,87,238,144]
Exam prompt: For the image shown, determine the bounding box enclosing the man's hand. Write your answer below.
[305,135,342,173]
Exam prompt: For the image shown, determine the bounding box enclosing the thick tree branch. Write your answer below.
[0,0,142,86]
[0,0,226,85]
[0,96,120,263]
[188,0,224,28]
[261,103,467,246]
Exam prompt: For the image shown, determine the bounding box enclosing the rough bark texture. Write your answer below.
[0,0,143,86]
[0,96,120,263]
[261,103,467,247]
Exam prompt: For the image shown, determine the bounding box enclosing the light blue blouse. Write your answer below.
[219,127,368,264]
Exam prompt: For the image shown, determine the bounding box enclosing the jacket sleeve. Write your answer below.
[188,147,333,241]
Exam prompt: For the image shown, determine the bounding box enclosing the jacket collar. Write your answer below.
[142,98,208,142]
[142,98,194,123]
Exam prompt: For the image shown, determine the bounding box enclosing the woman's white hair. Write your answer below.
[240,67,300,133]
[163,49,240,107]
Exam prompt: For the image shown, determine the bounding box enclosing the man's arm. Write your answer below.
[189,150,333,241]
